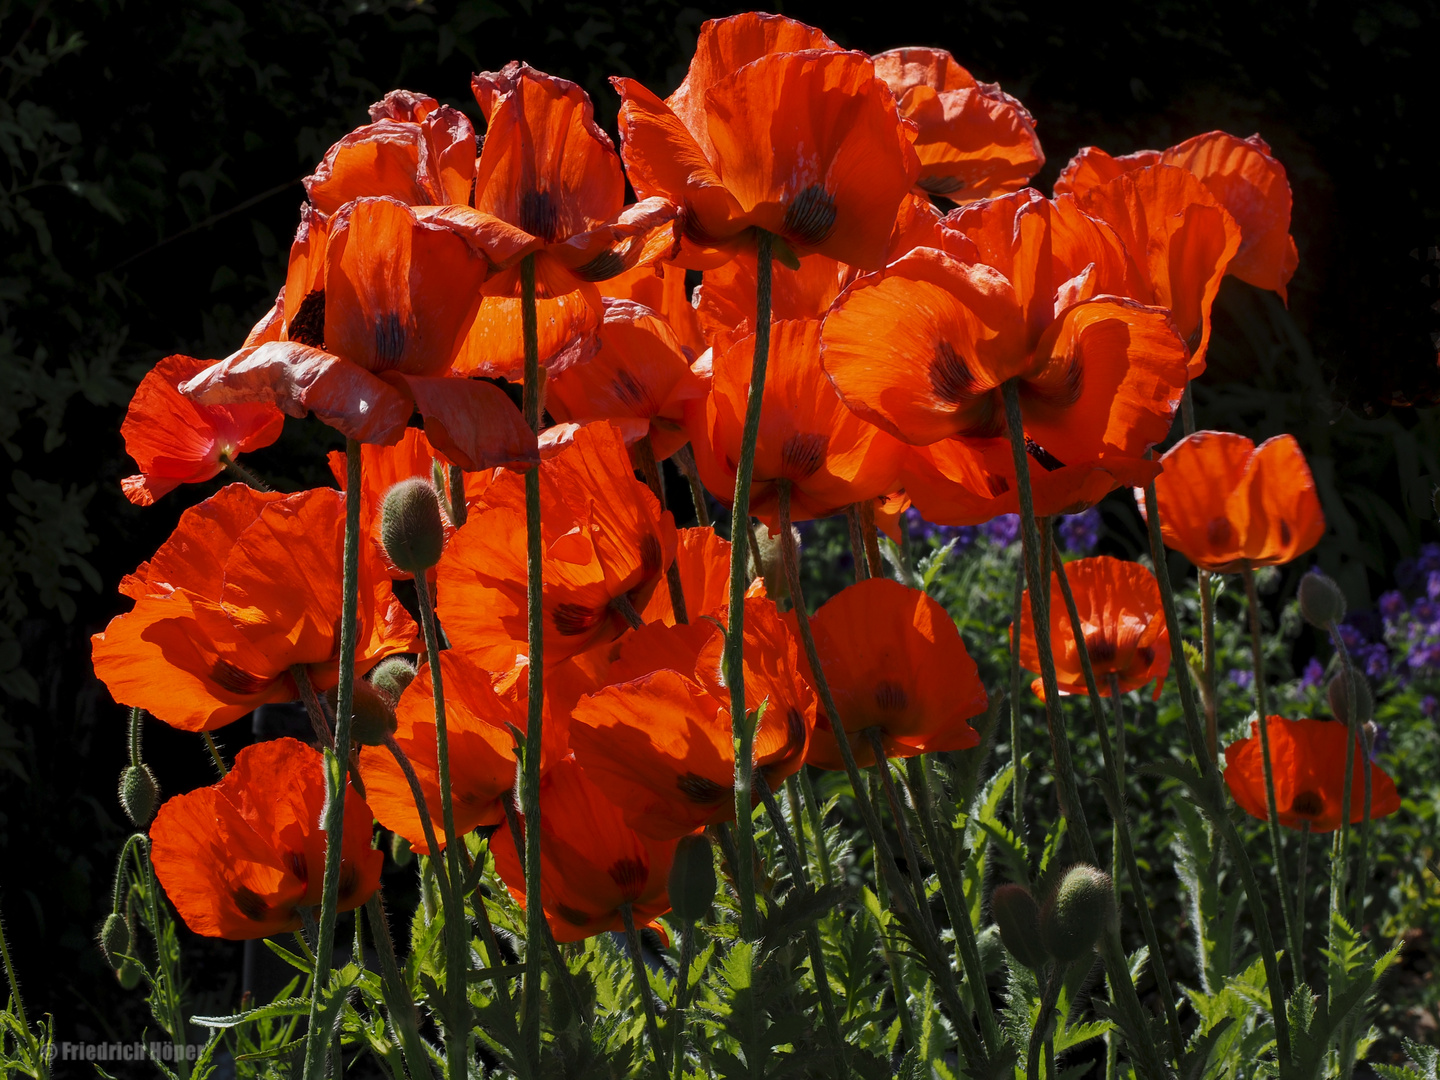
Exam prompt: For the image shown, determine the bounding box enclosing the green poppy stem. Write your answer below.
[798,768,833,887]
[449,465,468,528]
[1199,569,1219,761]
[1295,822,1310,985]
[1008,559,1027,838]
[620,903,664,1075]
[364,894,431,1080]
[202,732,228,777]
[674,444,711,528]
[635,434,689,624]
[302,436,362,1080]
[671,922,699,1080]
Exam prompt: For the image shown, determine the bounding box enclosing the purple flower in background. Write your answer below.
[1229,668,1253,690]
[1379,590,1406,625]
[1338,623,1366,653]
[1357,643,1390,680]
[1368,722,1389,756]
[1429,571,1440,602]
[1057,508,1102,555]
[983,514,1020,547]
[904,508,977,549]
[1299,657,1325,690]
[1422,695,1438,719]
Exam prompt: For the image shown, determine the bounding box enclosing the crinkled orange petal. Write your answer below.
[1053,146,1163,195]
[640,527,740,625]
[451,291,597,380]
[397,374,538,472]
[1239,434,1325,567]
[696,251,842,355]
[601,262,707,359]
[539,197,681,287]
[280,206,330,338]
[305,120,430,214]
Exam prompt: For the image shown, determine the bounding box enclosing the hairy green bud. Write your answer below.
[380,477,445,573]
[668,834,717,923]
[336,678,398,747]
[1327,671,1373,726]
[1298,571,1346,628]
[1041,865,1115,966]
[369,657,417,703]
[990,883,1049,970]
[119,764,160,828]
[99,912,130,964]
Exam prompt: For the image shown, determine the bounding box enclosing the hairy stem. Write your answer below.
[621,904,664,1074]
[364,894,431,1080]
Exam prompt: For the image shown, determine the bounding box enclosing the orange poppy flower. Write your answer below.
[1142,430,1325,573]
[181,197,537,471]
[91,485,418,731]
[694,251,843,355]
[1019,555,1169,700]
[601,262,707,359]
[795,577,986,769]
[640,526,755,625]
[571,598,813,839]
[120,354,284,506]
[359,654,567,854]
[614,12,918,270]
[822,191,1187,516]
[872,47,1043,201]
[1068,164,1241,376]
[490,755,679,942]
[544,299,708,460]
[304,89,475,214]
[437,421,678,670]
[1223,716,1400,832]
[1054,131,1298,301]
[149,737,382,939]
[692,318,906,525]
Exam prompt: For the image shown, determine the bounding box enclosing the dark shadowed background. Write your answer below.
[1,0,1437,1061]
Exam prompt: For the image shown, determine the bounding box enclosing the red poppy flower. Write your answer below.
[149,737,382,939]
[601,262,707,359]
[692,318,906,525]
[544,299,708,460]
[1068,164,1241,376]
[181,198,536,471]
[1055,131,1298,301]
[1142,430,1325,572]
[92,485,418,731]
[639,527,757,625]
[614,13,918,270]
[304,89,475,214]
[1019,555,1169,700]
[437,421,678,670]
[794,577,986,769]
[359,654,567,854]
[872,47,1043,201]
[571,598,813,839]
[490,756,679,942]
[120,354,284,506]
[694,251,843,355]
[822,191,1187,517]
[1224,716,1400,832]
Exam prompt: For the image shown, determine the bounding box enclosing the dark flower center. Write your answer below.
[781,185,837,248]
[676,772,729,804]
[520,189,560,243]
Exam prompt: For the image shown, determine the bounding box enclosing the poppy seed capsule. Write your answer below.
[120,764,160,828]
[1298,572,1346,628]
[990,883,1049,970]
[368,656,417,704]
[333,679,397,747]
[667,833,717,923]
[99,912,130,964]
[390,831,413,867]
[1327,672,1374,726]
[380,478,445,573]
[1040,865,1115,966]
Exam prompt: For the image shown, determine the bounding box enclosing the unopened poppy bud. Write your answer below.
[667,833,717,923]
[976,923,1004,974]
[120,764,160,828]
[748,522,789,600]
[1327,672,1373,726]
[1041,865,1115,966]
[380,478,445,573]
[1298,571,1346,628]
[117,957,143,990]
[334,679,397,747]
[390,831,413,867]
[991,883,1048,970]
[99,912,130,964]
[369,657,417,703]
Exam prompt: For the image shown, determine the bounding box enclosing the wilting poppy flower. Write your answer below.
[614,12,918,270]
[1055,131,1298,301]
[1068,164,1241,375]
[120,354,285,506]
[92,485,418,731]
[872,47,1043,201]
[1019,555,1169,700]
[822,191,1188,516]
[437,421,678,670]
[571,599,813,838]
[1142,430,1324,573]
[305,89,475,214]
[359,654,566,853]
[1224,716,1400,832]
[545,299,708,460]
[491,756,679,942]
[693,318,906,524]
[181,197,536,472]
[795,577,986,768]
[602,262,707,359]
[695,251,843,355]
[150,737,382,939]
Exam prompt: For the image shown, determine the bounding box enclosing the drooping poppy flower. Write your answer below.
[92,485,418,731]
[544,299,708,460]
[601,262,707,359]
[359,653,566,853]
[1068,164,1241,375]
[120,354,285,506]
[304,89,475,214]
[692,318,907,525]
[1223,716,1400,832]
[822,191,1188,517]
[571,598,813,839]
[1054,131,1298,301]
[437,421,678,670]
[871,47,1043,201]
[1141,430,1324,573]
[490,755,679,942]
[795,577,987,769]
[149,737,382,939]
[1019,555,1169,700]
[614,12,919,270]
[694,250,843,355]
[181,197,537,471]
